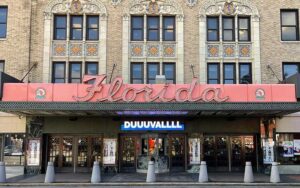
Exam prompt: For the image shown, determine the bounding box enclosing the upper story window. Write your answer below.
[163,63,176,84]
[54,15,67,40]
[70,16,83,40]
[52,62,66,83]
[0,7,8,38]
[207,16,251,42]
[147,16,159,41]
[131,63,144,84]
[85,62,98,75]
[147,63,159,84]
[239,63,252,84]
[238,17,251,41]
[223,63,236,84]
[0,60,4,72]
[283,63,300,80]
[69,62,82,83]
[131,16,176,42]
[223,17,234,41]
[207,63,220,84]
[86,16,99,40]
[281,10,299,41]
[163,17,175,41]
[207,17,219,41]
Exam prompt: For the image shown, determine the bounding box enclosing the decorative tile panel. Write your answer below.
[53,43,67,56]
[147,44,160,57]
[86,43,98,56]
[207,45,219,57]
[70,43,83,56]
[223,45,235,57]
[239,45,251,57]
[131,44,144,57]
[163,44,176,57]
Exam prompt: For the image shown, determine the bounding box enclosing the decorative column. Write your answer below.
[99,14,108,78]
[43,13,52,83]
[252,15,261,84]
[122,14,130,83]
[198,15,206,84]
[177,14,184,84]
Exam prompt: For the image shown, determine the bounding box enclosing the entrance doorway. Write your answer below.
[119,133,186,173]
[47,135,103,173]
[203,135,256,172]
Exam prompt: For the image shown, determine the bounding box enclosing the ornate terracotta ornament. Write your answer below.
[111,0,121,7]
[223,0,236,15]
[186,0,198,8]
[70,0,82,13]
[147,0,159,14]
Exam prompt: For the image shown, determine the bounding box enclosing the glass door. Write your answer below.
[169,135,185,172]
[120,135,137,172]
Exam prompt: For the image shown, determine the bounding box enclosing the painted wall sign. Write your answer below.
[121,121,184,131]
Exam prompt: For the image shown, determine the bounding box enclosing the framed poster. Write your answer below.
[188,138,201,164]
[103,138,117,165]
[27,139,40,166]
[294,140,300,156]
[262,138,274,164]
[283,141,294,157]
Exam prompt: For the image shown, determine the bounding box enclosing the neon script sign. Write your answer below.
[73,75,229,102]
[121,121,185,131]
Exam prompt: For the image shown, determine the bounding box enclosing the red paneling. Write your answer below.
[2,83,28,101]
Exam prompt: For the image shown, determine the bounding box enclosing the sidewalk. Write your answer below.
[5,172,300,183]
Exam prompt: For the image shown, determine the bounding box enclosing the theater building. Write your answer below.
[0,0,300,175]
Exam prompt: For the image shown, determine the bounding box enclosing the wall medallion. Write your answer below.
[223,0,236,15]
[111,0,121,7]
[70,0,82,13]
[147,0,159,14]
[185,0,198,8]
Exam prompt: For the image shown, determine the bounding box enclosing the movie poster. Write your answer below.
[262,139,274,164]
[188,138,201,164]
[27,139,40,166]
[294,140,300,156]
[103,138,117,165]
[283,141,294,157]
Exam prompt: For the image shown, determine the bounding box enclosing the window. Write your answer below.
[223,63,236,84]
[54,15,67,40]
[239,63,252,84]
[86,16,99,40]
[147,63,159,84]
[0,7,7,38]
[70,16,83,40]
[0,60,4,72]
[281,10,299,41]
[147,16,159,41]
[163,63,176,84]
[52,62,65,83]
[207,63,220,84]
[163,16,175,41]
[223,17,234,41]
[283,63,300,80]
[131,63,144,84]
[69,62,82,83]
[276,133,300,165]
[85,62,98,75]
[131,16,144,41]
[207,17,219,41]
[238,17,250,41]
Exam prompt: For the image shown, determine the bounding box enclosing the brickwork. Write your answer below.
[0,0,300,84]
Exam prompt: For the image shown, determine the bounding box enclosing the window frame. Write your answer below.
[163,16,176,41]
[52,62,66,83]
[238,16,251,41]
[0,60,4,72]
[131,16,144,41]
[70,15,83,40]
[0,6,8,39]
[163,63,176,84]
[207,63,220,84]
[239,63,252,84]
[85,62,98,75]
[147,16,160,41]
[207,16,219,41]
[282,62,300,80]
[223,63,236,84]
[130,62,144,84]
[222,16,235,41]
[86,15,99,41]
[147,63,160,84]
[280,9,299,41]
[68,62,82,83]
[53,15,67,40]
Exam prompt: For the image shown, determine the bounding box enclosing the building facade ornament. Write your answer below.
[185,0,198,8]
[111,0,121,7]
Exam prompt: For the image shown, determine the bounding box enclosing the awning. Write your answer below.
[0,102,299,117]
